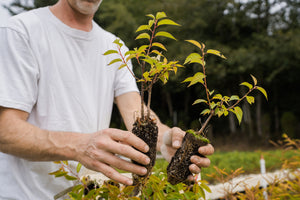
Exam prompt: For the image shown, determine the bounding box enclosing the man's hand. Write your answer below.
[160,127,214,180]
[77,128,150,186]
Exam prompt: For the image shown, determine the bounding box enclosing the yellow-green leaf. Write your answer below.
[193,99,208,105]
[246,96,255,104]
[65,175,78,181]
[155,31,177,40]
[108,58,122,66]
[250,74,257,85]
[118,63,127,70]
[152,42,167,51]
[201,109,211,115]
[233,106,243,124]
[146,14,155,19]
[136,33,150,40]
[103,50,118,56]
[113,38,123,47]
[256,86,268,100]
[156,12,167,20]
[184,53,203,65]
[182,72,206,87]
[213,94,223,100]
[206,49,226,59]
[185,40,203,50]
[136,25,150,32]
[229,95,240,101]
[157,19,180,26]
[240,82,253,89]
[76,163,82,173]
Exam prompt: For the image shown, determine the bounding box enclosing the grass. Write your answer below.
[154,149,296,184]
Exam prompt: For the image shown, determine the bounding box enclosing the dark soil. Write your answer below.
[167,131,209,185]
[131,117,158,193]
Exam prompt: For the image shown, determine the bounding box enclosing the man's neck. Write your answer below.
[50,1,94,32]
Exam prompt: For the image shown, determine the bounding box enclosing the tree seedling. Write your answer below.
[167,40,268,185]
[104,11,182,193]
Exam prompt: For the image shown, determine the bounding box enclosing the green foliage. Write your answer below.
[104,11,182,119]
[183,39,267,131]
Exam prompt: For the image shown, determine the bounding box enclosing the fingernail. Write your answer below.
[173,140,180,148]
[141,168,148,175]
[144,145,149,152]
[126,179,133,185]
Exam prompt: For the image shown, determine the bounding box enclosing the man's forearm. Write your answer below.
[0,109,86,161]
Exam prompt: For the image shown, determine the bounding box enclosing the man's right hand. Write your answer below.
[76,129,150,185]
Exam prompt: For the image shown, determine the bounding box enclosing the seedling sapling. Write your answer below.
[167,40,268,185]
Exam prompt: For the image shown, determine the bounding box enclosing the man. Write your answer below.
[0,0,214,199]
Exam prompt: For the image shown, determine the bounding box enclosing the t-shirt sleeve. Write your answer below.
[0,25,39,113]
[113,44,139,97]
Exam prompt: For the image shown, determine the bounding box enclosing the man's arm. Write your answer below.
[115,92,214,176]
[0,107,150,185]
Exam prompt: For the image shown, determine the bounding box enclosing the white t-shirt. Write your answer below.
[0,7,138,200]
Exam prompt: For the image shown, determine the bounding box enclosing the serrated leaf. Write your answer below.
[157,19,180,26]
[193,99,208,105]
[250,74,257,85]
[246,96,255,104]
[103,50,118,56]
[184,53,203,65]
[108,58,122,66]
[185,40,202,50]
[206,49,226,59]
[156,12,167,20]
[240,82,253,89]
[136,25,150,32]
[136,33,150,40]
[201,109,211,115]
[155,31,177,40]
[256,86,268,100]
[152,42,167,51]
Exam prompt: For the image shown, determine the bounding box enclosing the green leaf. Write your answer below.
[250,74,257,85]
[54,171,68,178]
[108,58,122,66]
[246,96,255,104]
[231,106,243,124]
[118,63,127,70]
[184,53,203,65]
[185,40,203,50]
[136,25,150,32]
[240,82,253,89]
[157,19,180,26]
[206,49,226,59]
[103,50,118,56]
[182,72,206,87]
[76,163,82,173]
[146,14,155,19]
[65,175,78,181]
[152,42,167,51]
[209,90,215,96]
[156,12,167,20]
[193,99,208,105]
[135,33,150,40]
[201,109,211,115]
[256,86,268,100]
[113,38,123,47]
[155,31,177,40]
[229,95,240,101]
[212,94,223,100]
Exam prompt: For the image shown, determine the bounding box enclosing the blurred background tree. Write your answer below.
[4,0,300,148]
